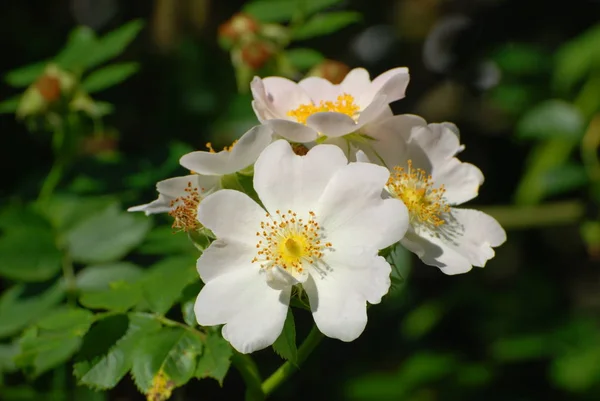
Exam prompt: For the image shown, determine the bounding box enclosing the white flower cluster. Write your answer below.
[130,67,506,354]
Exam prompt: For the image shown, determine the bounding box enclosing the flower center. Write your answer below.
[205,140,238,153]
[253,210,333,278]
[168,182,202,232]
[387,160,450,227]
[287,93,360,125]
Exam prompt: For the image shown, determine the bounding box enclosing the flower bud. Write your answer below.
[218,13,259,46]
[240,40,274,70]
[16,64,76,119]
[308,60,351,84]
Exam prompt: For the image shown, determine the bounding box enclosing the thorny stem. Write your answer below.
[261,325,324,397]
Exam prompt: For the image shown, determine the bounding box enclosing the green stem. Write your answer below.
[38,120,69,204]
[477,200,584,229]
[261,325,324,397]
[39,161,65,204]
[61,251,76,304]
[232,353,264,401]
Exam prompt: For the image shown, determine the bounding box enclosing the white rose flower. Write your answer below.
[194,140,409,353]
[179,124,273,175]
[366,116,506,274]
[250,67,409,143]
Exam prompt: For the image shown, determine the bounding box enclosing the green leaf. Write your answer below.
[141,256,198,315]
[492,43,550,76]
[138,226,195,255]
[554,24,600,93]
[131,327,204,392]
[79,282,143,312]
[15,308,93,377]
[292,12,360,40]
[82,62,139,93]
[272,309,297,365]
[516,100,585,141]
[285,48,325,70]
[66,203,151,264]
[244,0,343,22]
[84,20,145,70]
[0,342,19,374]
[491,333,554,362]
[4,61,47,87]
[0,283,65,338]
[0,95,20,114]
[195,331,232,385]
[54,26,98,71]
[401,301,443,340]
[76,262,144,292]
[540,163,589,197]
[42,195,118,233]
[74,314,161,390]
[0,225,62,282]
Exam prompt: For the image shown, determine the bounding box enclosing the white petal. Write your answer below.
[266,119,318,143]
[408,208,506,275]
[127,194,172,215]
[194,267,290,353]
[433,159,484,205]
[317,162,409,250]
[306,112,358,137]
[253,141,348,216]
[196,238,256,282]
[410,123,463,166]
[197,189,265,245]
[368,67,410,104]
[252,76,312,119]
[298,76,340,102]
[179,125,273,175]
[356,93,388,125]
[340,68,372,104]
[304,251,391,341]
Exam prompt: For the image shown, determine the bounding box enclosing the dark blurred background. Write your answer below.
[2,0,600,400]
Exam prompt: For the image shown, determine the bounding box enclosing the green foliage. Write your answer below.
[516,100,585,141]
[272,309,298,364]
[138,226,196,255]
[554,23,600,93]
[82,63,140,93]
[292,12,361,40]
[131,327,204,392]
[195,331,233,385]
[65,203,151,264]
[79,282,143,312]
[285,48,325,70]
[75,262,144,291]
[401,300,443,340]
[4,61,48,87]
[244,0,343,23]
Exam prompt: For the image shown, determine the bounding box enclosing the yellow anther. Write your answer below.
[287,93,360,125]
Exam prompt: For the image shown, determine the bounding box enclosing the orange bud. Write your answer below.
[240,40,273,70]
[218,13,259,42]
[35,75,61,102]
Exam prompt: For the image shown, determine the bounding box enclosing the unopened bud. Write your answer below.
[16,64,76,119]
[240,40,273,70]
[35,75,61,102]
[218,13,259,44]
[308,60,351,84]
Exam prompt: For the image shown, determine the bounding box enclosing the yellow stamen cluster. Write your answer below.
[146,370,175,401]
[205,140,238,153]
[287,93,360,125]
[168,182,202,232]
[252,210,332,275]
[387,160,450,227]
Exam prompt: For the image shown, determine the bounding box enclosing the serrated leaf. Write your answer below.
[4,61,48,87]
[292,11,360,40]
[79,282,143,312]
[285,48,325,70]
[272,309,297,365]
[76,262,144,291]
[0,283,65,338]
[195,331,232,385]
[516,100,585,141]
[37,307,94,335]
[74,314,161,390]
[54,26,98,71]
[66,203,151,264]
[82,62,139,93]
[0,226,62,282]
[138,226,195,255]
[84,20,144,70]
[141,256,198,315]
[131,327,204,392]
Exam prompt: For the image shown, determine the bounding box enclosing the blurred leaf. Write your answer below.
[131,327,204,392]
[551,345,600,392]
[4,61,47,87]
[489,84,537,115]
[491,334,555,362]
[401,301,443,340]
[0,226,62,282]
[0,283,64,338]
[195,331,232,385]
[141,256,198,315]
[285,48,325,70]
[138,226,195,255]
[516,100,585,141]
[554,24,600,93]
[292,12,360,40]
[0,342,19,374]
[84,20,145,70]
[244,0,343,22]
[66,203,151,264]
[79,282,142,312]
[540,163,588,197]
[82,62,139,93]
[76,262,144,292]
[574,74,600,118]
[73,386,107,401]
[492,43,550,76]
[15,309,93,377]
[55,26,98,71]
[386,243,410,298]
[0,203,50,231]
[42,195,118,233]
[74,314,161,390]
[0,95,20,114]
[272,309,297,365]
